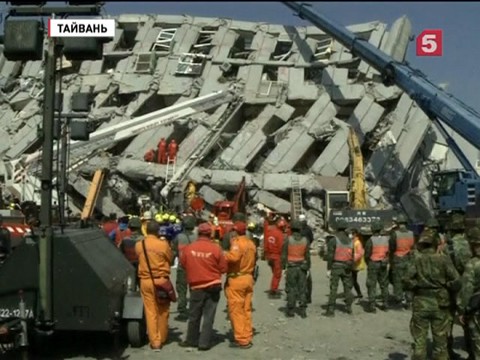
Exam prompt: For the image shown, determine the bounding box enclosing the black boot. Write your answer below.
[324,307,335,317]
[286,308,294,317]
[299,308,307,319]
[366,302,377,313]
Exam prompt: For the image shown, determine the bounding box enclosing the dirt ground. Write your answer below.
[4,254,470,360]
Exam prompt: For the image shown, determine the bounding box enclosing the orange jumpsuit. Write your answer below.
[135,235,172,349]
[158,138,167,164]
[224,235,257,346]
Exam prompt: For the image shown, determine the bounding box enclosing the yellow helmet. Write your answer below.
[247,222,255,230]
[154,213,163,222]
[162,213,170,221]
[169,215,177,222]
[175,218,181,224]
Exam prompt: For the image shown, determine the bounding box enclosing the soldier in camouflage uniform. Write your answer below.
[457,226,480,360]
[364,221,390,313]
[389,214,415,307]
[444,214,473,358]
[281,220,311,318]
[325,219,354,317]
[403,231,460,360]
[172,215,198,322]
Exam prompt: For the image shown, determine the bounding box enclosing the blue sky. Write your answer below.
[103,1,480,113]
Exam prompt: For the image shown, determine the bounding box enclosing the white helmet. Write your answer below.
[299,214,306,221]
[142,211,152,220]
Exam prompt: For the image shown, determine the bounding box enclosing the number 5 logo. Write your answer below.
[416,29,443,56]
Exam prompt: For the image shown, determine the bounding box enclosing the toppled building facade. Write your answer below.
[0,13,470,224]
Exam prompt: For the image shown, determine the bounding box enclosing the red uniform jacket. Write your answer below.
[180,236,228,290]
[264,226,285,260]
[102,221,117,236]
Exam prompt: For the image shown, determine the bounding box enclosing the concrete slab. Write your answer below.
[198,185,224,206]
[175,104,228,166]
[259,93,337,173]
[321,66,348,86]
[5,115,42,159]
[287,67,319,101]
[358,22,387,78]
[382,16,412,62]
[214,103,294,170]
[114,158,348,194]
[329,84,366,106]
[250,189,291,213]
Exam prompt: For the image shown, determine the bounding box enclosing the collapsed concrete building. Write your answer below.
[0,13,473,225]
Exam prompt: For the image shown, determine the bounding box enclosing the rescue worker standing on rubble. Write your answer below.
[135,221,173,351]
[281,219,310,318]
[224,221,257,349]
[180,222,228,351]
[364,221,390,312]
[158,137,167,164]
[389,214,415,307]
[325,220,355,317]
[172,215,197,322]
[403,230,460,360]
[264,218,286,299]
[458,226,480,359]
[444,214,473,359]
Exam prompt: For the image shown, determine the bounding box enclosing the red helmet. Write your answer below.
[233,221,247,235]
[198,222,212,235]
[277,219,287,230]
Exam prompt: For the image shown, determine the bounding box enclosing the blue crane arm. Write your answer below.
[283,1,480,176]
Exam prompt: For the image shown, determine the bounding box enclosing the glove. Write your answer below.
[326,270,331,278]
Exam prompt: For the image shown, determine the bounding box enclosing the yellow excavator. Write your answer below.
[327,127,396,231]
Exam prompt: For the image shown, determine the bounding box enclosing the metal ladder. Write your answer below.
[160,97,244,199]
[165,157,176,183]
[290,177,303,220]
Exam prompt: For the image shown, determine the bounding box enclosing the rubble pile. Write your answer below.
[0,14,467,223]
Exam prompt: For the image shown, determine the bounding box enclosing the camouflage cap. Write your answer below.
[426,218,440,228]
[396,214,407,224]
[449,213,465,230]
[467,227,480,244]
[418,231,435,245]
[290,219,303,231]
[371,221,383,232]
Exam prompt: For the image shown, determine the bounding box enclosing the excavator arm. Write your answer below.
[347,128,368,209]
[232,176,246,214]
[81,169,105,220]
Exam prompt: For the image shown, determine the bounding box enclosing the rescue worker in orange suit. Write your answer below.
[109,216,132,248]
[224,221,257,349]
[281,219,311,318]
[158,138,167,164]
[389,213,415,307]
[264,219,286,299]
[135,221,173,351]
[144,148,157,163]
[179,222,228,351]
[168,139,178,162]
[364,221,390,312]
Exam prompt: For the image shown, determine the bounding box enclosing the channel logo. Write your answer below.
[416,29,443,56]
